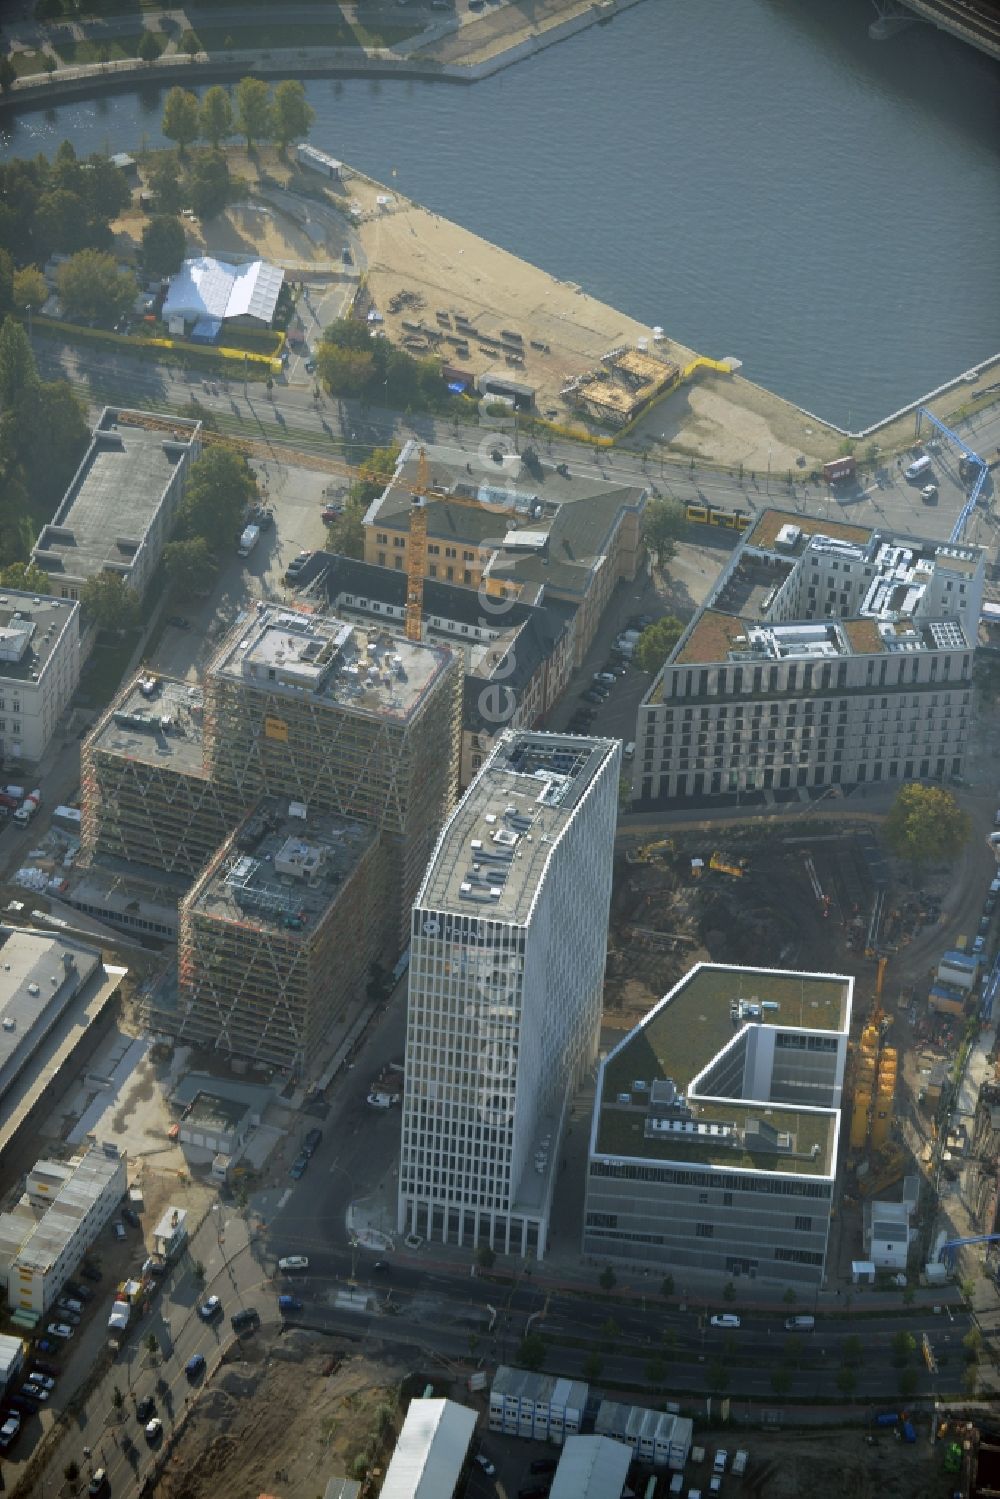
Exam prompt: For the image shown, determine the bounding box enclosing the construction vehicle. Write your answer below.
[856,1143,905,1199]
[709,852,747,878]
[626,838,675,866]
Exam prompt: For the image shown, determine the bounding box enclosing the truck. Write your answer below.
[238,524,261,558]
[13,790,42,827]
[107,1298,131,1351]
[732,1450,748,1475]
[0,785,24,812]
[823,455,857,485]
[52,805,82,833]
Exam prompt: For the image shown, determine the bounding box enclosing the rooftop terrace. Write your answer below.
[418,732,617,926]
[596,964,850,1176]
[33,409,199,585]
[189,796,375,932]
[92,675,207,776]
[211,606,452,724]
[0,593,77,685]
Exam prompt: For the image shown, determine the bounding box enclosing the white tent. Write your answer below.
[162,256,284,325]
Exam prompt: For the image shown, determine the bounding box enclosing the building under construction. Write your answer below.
[202,604,462,944]
[78,605,461,1072]
[81,677,245,879]
[177,798,390,1072]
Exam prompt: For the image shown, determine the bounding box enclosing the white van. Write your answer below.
[709,1313,741,1328]
[784,1314,815,1331]
[904,455,932,480]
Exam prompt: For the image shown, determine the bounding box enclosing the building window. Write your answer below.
[376,533,388,545]
[429,564,437,577]
[794,1215,812,1232]
[695,1222,714,1238]
[377,552,386,567]
[394,557,403,571]
[393,536,405,548]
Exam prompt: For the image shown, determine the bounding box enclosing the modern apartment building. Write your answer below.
[398,731,620,1259]
[177,797,391,1072]
[634,510,983,805]
[0,1143,126,1314]
[0,591,80,766]
[322,554,577,786]
[33,408,201,602]
[583,963,852,1288]
[364,439,647,666]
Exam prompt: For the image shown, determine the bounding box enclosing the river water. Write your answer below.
[2,0,999,427]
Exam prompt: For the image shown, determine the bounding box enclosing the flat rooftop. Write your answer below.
[0,928,102,1101]
[0,593,77,685]
[33,409,199,584]
[211,605,452,725]
[0,1144,122,1273]
[596,964,850,1176]
[418,731,617,926]
[189,796,375,932]
[184,1089,249,1133]
[91,675,208,776]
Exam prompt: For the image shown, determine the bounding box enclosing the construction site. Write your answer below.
[608,821,1000,1285]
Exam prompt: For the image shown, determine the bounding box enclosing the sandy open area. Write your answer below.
[350,176,842,469]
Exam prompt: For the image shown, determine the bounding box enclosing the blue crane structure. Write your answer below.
[914,407,988,542]
[937,1233,1000,1267]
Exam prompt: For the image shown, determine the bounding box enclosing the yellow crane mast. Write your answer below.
[404,447,430,642]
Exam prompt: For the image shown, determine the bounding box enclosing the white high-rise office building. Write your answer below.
[398,731,620,1259]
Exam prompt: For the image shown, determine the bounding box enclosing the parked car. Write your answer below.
[278,1294,303,1312]
[29,1362,59,1378]
[474,1453,497,1476]
[25,1374,55,1392]
[581,689,604,705]
[136,1396,156,1423]
[594,672,617,685]
[290,1153,310,1180]
[185,1353,206,1380]
[304,358,316,374]
[284,552,312,583]
[88,1470,110,1497]
[56,1297,83,1316]
[372,1261,391,1275]
[112,1222,126,1242]
[278,1255,309,1271]
[623,741,636,759]
[303,1128,323,1156]
[0,1413,20,1450]
[80,1262,102,1282]
[145,1417,163,1443]
[198,1295,222,1323]
[46,1323,74,1340]
[122,1207,141,1228]
[63,1281,92,1302]
[166,615,190,629]
[34,1339,57,1355]
[321,505,343,524]
[231,1307,261,1335]
[54,1308,80,1326]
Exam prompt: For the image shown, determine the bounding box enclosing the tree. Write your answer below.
[12,265,47,314]
[161,87,200,155]
[42,54,56,79]
[897,1366,918,1398]
[146,1332,158,1357]
[180,28,201,61]
[643,496,686,567]
[0,57,16,93]
[177,447,258,548]
[598,1265,616,1292]
[770,1367,793,1396]
[64,1460,80,1483]
[842,1334,863,1366]
[112,1384,124,1411]
[3,379,88,510]
[81,573,140,632]
[316,342,376,400]
[963,1327,982,1362]
[782,1287,797,1306]
[194,1261,206,1284]
[962,1364,979,1398]
[0,316,38,405]
[722,1280,736,1303]
[0,249,12,318]
[56,250,136,325]
[0,560,52,593]
[474,1244,495,1271]
[163,538,217,598]
[272,79,315,151]
[891,1330,916,1367]
[660,1274,674,1299]
[836,1364,858,1398]
[141,215,186,279]
[235,76,272,149]
[635,615,683,673]
[885,783,971,865]
[147,152,184,215]
[199,86,233,148]
[515,1332,545,1372]
[82,153,131,224]
[137,29,164,64]
[34,187,88,255]
[582,1352,603,1380]
[187,150,230,221]
[325,502,364,560]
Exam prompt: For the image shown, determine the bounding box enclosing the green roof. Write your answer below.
[596,964,850,1176]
